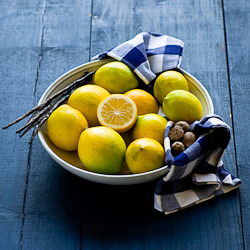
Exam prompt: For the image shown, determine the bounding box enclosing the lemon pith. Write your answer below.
[97,94,138,133]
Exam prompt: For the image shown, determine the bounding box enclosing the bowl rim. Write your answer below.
[37,59,214,182]
[181,69,214,115]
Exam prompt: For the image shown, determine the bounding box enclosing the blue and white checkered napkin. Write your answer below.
[93,32,241,214]
[92,32,184,86]
[154,114,241,215]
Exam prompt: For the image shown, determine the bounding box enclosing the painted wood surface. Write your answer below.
[223,0,250,248]
[0,0,248,249]
[17,1,92,249]
[1,0,92,249]
[0,1,45,249]
[88,0,243,249]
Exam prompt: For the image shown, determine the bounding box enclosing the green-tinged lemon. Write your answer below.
[125,138,165,174]
[124,89,159,115]
[78,126,126,174]
[92,61,139,94]
[163,89,203,123]
[131,113,167,145]
[47,104,88,151]
[153,70,189,104]
[68,84,110,127]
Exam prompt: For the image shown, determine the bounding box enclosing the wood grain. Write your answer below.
[223,0,250,248]
[0,0,247,249]
[0,0,91,249]
[0,1,45,249]
[18,0,92,249]
[86,0,243,249]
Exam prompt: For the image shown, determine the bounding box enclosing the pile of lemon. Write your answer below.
[47,61,203,175]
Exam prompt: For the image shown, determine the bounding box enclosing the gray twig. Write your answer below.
[2,71,95,143]
[29,95,70,144]
[2,71,94,130]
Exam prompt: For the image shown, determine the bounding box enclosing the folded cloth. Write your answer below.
[154,114,241,215]
[92,32,241,214]
[92,32,184,86]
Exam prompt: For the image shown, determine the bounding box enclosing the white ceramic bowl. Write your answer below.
[38,58,214,185]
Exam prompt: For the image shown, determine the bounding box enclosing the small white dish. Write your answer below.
[38,58,214,185]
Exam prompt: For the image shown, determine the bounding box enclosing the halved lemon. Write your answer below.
[97,94,138,133]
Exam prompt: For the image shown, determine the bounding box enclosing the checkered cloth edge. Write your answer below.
[154,114,241,215]
[92,33,241,214]
[92,32,184,85]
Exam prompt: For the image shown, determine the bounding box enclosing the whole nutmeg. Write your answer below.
[171,141,185,156]
[175,121,190,132]
[182,131,196,148]
[169,127,184,141]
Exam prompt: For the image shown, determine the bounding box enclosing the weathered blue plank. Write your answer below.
[0,1,45,249]
[84,0,243,249]
[223,0,250,249]
[17,0,92,249]
[0,0,247,249]
[82,182,242,249]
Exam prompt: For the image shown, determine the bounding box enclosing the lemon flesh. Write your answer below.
[153,70,189,104]
[163,89,203,123]
[132,113,167,145]
[47,104,88,151]
[78,126,126,174]
[68,84,110,127]
[125,138,165,174]
[93,61,139,94]
[97,94,138,133]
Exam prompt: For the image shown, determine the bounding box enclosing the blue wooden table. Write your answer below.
[0,0,249,249]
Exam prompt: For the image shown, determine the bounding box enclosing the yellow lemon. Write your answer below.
[67,84,110,127]
[124,89,159,116]
[125,138,165,174]
[93,61,139,94]
[47,104,88,151]
[78,126,126,174]
[163,89,203,123]
[131,113,167,145]
[97,94,138,133]
[153,70,189,104]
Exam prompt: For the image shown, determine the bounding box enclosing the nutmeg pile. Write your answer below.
[169,121,196,156]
